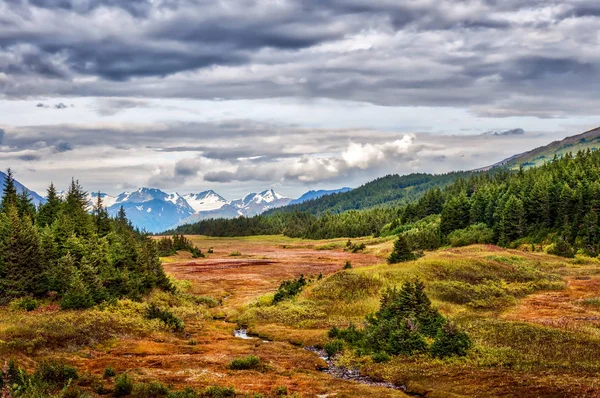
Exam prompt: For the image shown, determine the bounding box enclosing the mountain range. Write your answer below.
[3,127,600,233]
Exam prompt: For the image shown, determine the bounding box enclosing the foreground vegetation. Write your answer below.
[237,239,600,396]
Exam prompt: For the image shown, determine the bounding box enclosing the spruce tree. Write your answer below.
[93,192,111,237]
[500,195,526,244]
[0,168,18,213]
[17,190,36,220]
[388,234,417,264]
[37,182,62,228]
[0,205,44,301]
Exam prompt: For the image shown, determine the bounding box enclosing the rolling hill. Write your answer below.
[485,126,600,170]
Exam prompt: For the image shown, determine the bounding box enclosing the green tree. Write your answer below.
[93,192,111,237]
[440,192,470,235]
[0,205,44,301]
[388,235,417,264]
[500,195,526,244]
[37,182,62,228]
[0,168,18,213]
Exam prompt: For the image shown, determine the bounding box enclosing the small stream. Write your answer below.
[233,328,405,392]
[304,346,405,392]
[233,328,270,342]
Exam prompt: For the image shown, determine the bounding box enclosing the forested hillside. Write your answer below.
[266,172,471,215]
[172,149,600,256]
[0,169,172,307]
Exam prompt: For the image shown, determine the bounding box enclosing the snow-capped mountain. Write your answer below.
[230,189,292,217]
[0,171,46,206]
[103,188,195,233]
[182,190,229,212]
[88,192,118,208]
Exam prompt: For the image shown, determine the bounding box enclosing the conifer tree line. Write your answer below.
[173,149,600,256]
[0,169,172,308]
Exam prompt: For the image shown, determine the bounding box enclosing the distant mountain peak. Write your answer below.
[483,128,525,136]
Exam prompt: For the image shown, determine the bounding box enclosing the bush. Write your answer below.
[34,359,78,385]
[324,339,344,358]
[430,322,472,358]
[273,385,289,396]
[207,248,214,254]
[273,275,307,303]
[343,261,352,269]
[132,381,170,397]
[145,303,185,332]
[103,366,116,378]
[447,223,494,247]
[167,387,200,398]
[371,352,391,363]
[202,386,236,397]
[345,240,366,253]
[114,374,134,397]
[546,238,575,258]
[229,251,242,257]
[11,297,40,311]
[227,355,260,370]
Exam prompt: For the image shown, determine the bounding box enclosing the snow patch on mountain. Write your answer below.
[182,190,228,212]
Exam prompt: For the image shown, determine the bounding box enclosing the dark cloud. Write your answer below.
[54,140,72,152]
[18,153,41,161]
[0,0,599,117]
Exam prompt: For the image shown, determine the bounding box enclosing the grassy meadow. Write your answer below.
[1,235,600,397]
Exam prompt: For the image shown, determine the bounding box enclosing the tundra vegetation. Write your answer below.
[3,152,600,397]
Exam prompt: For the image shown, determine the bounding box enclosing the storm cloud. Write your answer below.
[0,1,599,117]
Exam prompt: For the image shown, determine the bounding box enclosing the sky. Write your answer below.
[1,0,599,200]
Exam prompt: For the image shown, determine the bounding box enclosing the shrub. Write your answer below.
[273,385,289,396]
[345,241,366,253]
[229,251,242,257]
[34,359,78,385]
[272,275,307,303]
[447,223,494,247]
[324,339,344,358]
[202,386,236,397]
[343,261,352,269]
[430,322,472,358]
[227,355,260,370]
[132,381,169,397]
[114,374,134,397]
[145,303,185,332]
[103,366,116,378]
[371,352,391,363]
[10,297,40,311]
[546,238,575,258]
[207,248,214,254]
[167,387,200,398]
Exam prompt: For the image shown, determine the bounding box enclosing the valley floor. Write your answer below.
[2,235,600,397]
